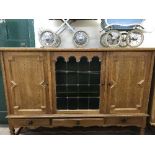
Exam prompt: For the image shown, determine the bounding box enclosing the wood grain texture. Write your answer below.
[3,52,50,115]
[0,48,155,52]
[7,113,148,119]
[9,117,145,128]
[104,117,144,127]
[52,118,104,127]
[10,118,50,128]
[107,52,153,114]
[53,52,103,62]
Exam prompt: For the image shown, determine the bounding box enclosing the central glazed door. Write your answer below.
[107,52,153,114]
[3,52,49,115]
[52,52,106,114]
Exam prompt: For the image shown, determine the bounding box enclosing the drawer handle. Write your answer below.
[76,120,80,126]
[28,120,33,125]
[120,118,127,123]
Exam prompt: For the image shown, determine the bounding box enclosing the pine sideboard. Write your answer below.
[0,48,155,134]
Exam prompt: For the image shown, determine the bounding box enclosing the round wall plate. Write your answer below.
[52,34,61,47]
[73,30,89,47]
[39,30,56,47]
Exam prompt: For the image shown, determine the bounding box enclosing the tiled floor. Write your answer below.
[1,125,155,135]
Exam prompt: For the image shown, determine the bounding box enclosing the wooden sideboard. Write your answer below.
[0,48,155,134]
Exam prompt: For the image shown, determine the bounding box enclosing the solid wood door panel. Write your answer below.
[150,55,155,124]
[3,52,49,114]
[107,52,153,114]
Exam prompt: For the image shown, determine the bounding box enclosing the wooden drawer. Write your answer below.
[52,119,76,127]
[10,118,50,128]
[104,117,144,127]
[79,118,104,127]
[52,118,104,127]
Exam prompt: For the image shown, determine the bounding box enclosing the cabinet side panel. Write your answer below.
[150,53,155,124]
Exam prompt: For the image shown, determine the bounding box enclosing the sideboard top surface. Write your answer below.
[0,48,155,52]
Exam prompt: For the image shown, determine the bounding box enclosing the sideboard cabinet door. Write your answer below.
[107,52,153,114]
[3,52,49,115]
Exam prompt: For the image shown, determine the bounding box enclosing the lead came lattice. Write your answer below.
[55,56,101,110]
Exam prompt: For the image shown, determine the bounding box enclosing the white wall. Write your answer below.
[34,19,155,48]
